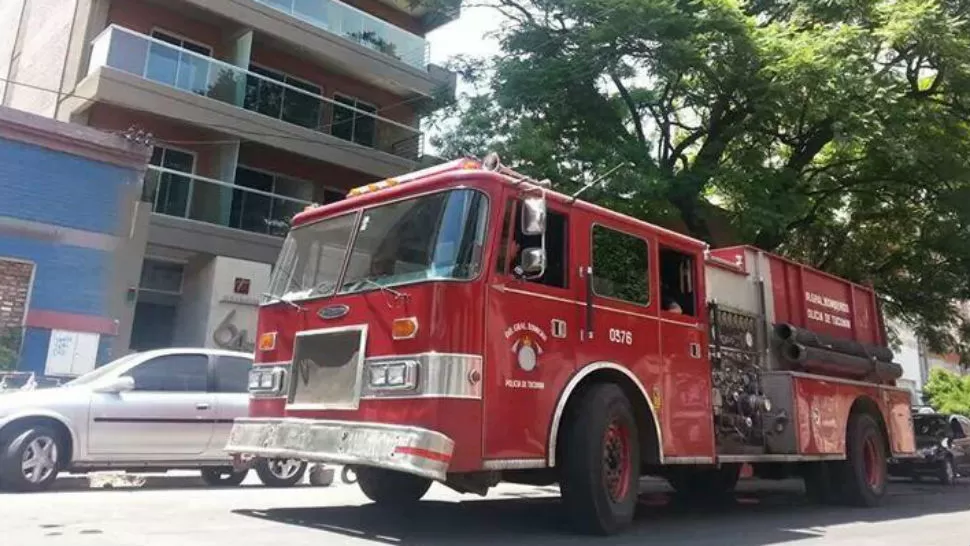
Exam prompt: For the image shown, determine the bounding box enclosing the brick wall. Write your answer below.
[0,258,32,329]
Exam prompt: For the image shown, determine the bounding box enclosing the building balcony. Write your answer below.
[142,165,304,262]
[174,0,455,97]
[68,25,421,178]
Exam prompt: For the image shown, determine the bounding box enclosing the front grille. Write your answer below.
[288,326,367,410]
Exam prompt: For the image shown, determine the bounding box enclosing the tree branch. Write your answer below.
[608,69,648,151]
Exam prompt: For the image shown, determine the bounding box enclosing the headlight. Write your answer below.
[367,360,417,391]
[248,366,287,395]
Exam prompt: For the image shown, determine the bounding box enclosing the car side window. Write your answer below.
[213,356,253,393]
[959,417,970,438]
[950,418,966,439]
[123,354,209,392]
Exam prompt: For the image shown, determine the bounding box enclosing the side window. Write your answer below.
[213,356,253,393]
[591,225,649,305]
[659,247,697,316]
[500,200,569,289]
[950,418,966,439]
[123,354,209,392]
[959,417,970,438]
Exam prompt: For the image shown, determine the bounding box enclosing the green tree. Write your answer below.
[923,368,970,416]
[432,0,970,358]
[0,327,23,372]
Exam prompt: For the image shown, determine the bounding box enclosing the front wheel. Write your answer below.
[0,426,62,492]
[832,413,887,506]
[356,467,431,504]
[559,384,640,536]
[200,467,248,486]
[255,458,307,487]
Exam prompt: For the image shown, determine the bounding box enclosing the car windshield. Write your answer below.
[263,189,489,303]
[914,414,948,438]
[63,353,141,387]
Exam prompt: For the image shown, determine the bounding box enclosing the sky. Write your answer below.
[426,5,504,69]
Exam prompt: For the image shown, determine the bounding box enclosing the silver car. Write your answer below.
[0,348,306,492]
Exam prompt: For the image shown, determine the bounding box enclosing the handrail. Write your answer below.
[146,165,313,205]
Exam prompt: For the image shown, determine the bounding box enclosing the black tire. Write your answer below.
[559,384,640,536]
[831,413,887,506]
[802,461,838,504]
[341,465,358,484]
[356,467,431,504]
[200,467,248,486]
[0,426,62,492]
[667,464,741,500]
[938,457,956,485]
[254,458,307,487]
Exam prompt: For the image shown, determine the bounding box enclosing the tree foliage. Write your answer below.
[0,327,22,372]
[432,0,970,357]
[923,367,970,415]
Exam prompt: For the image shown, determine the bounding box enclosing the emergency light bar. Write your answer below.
[347,158,481,198]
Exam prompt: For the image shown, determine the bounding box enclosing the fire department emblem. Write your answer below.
[505,322,548,373]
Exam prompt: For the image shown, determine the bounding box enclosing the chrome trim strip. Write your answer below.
[225,417,454,481]
[716,454,845,463]
[663,456,714,465]
[361,353,483,400]
[547,362,663,467]
[482,458,547,470]
[287,324,369,411]
[774,370,912,393]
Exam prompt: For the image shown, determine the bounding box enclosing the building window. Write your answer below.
[232,166,324,236]
[244,65,322,130]
[331,94,377,147]
[591,225,650,305]
[139,258,185,294]
[146,30,212,94]
[145,147,196,217]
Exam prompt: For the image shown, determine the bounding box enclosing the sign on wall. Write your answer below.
[45,329,99,377]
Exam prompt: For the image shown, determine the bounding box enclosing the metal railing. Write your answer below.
[142,165,314,237]
[89,25,423,161]
[255,0,430,69]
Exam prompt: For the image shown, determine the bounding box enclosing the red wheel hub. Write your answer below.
[603,420,631,502]
[862,434,882,489]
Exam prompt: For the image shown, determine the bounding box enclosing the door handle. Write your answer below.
[196,403,211,410]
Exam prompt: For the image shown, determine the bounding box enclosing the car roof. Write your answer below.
[127,347,253,360]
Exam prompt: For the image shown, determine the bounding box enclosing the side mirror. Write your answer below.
[520,196,547,236]
[516,247,545,277]
[94,375,135,394]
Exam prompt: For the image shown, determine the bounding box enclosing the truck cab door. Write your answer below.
[482,197,581,462]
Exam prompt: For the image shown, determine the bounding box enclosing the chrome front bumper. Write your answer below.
[225,418,455,481]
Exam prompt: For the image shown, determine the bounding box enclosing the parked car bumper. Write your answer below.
[225,418,454,481]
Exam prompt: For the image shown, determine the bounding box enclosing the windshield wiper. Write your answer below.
[261,293,305,311]
[347,277,407,301]
[307,279,337,297]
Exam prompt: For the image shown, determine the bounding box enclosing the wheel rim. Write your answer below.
[269,459,301,479]
[603,420,631,502]
[21,436,58,484]
[862,435,882,489]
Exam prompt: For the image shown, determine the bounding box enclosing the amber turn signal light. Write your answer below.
[258,331,277,351]
[391,318,419,340]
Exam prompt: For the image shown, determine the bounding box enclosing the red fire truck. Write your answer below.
[227,155,917,535]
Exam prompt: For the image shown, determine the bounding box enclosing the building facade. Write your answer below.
[0,106,151,375]
[0,0,457,352]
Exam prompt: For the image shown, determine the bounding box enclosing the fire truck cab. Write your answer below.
[227,155,916,535]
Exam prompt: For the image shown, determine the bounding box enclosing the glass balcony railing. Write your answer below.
[89,25,423,161]
[255,0,430,70]
[142,165,314,237]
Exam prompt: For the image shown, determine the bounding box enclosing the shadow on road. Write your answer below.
[233,480,970,546]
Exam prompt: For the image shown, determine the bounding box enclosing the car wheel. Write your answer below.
[200,467,248,487]
[0,426,62,492]
[255,458,307,487]
[938,457,956,485]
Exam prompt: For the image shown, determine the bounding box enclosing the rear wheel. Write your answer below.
[200,467,248,487]
[559,384,640,536]
[0,426,62,492]
[938,456,956,485]
[832,413,887,506]
[255,458,307,487]
[356,467,431,504]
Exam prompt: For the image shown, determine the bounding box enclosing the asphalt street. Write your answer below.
[2,473,969,546]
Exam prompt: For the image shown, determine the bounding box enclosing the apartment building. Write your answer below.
[0,0,457,355]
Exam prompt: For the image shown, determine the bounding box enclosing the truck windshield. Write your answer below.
[264,189,489,303]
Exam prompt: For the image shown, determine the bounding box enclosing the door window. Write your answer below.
[497,200,569,289]
[950,417,966,439]
[147,147,196,217]
[123,354,209,392]
[213,356,253,393]
[659,247,697,316]
[958,416,970,438]
[591,225,649,305]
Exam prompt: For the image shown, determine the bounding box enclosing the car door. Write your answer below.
[207,354,253,456]
[954,416,970,473]
[87,352,215,457]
